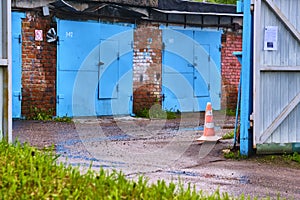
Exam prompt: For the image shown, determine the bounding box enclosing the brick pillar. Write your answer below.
[133,23,162,114]
[221,31,242,110]
[22,12,57,118]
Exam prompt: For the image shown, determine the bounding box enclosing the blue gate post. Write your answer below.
[239,0,254,156]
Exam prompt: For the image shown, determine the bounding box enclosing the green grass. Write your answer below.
[284,152,300,164]
[0,141,266,199]
[29,107,54,121]
[223,150,247,160]
[136,105,179,119]
[222,131,235,140]
[54,116,72,123]
[28,107,72,122]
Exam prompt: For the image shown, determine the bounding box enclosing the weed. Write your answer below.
[222,130,235,140]
[223,150,247,160]
[28,107,72,122]
[284,152,300,164]
[135,105,179,119]
[226,109,236,116]
[54,116,72,123]
[136,108,150,118]
[219,109,236,116]
[29,107,53,121]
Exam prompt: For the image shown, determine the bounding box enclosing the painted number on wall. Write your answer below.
[66,32,73,38]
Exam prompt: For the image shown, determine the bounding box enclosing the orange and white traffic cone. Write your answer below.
[196,102,221,142]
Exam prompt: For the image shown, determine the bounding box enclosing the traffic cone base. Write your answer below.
[196,135,221,142]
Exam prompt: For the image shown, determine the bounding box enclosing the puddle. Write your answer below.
[167,170,251,185]
[167,170,199,177]
[239,175,250,184]
[64,162,112,169]
[57,134,131,147]
[179,126,204,131]
[178,126,221,131]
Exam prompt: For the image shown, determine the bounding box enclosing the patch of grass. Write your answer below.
[284,152,300,164]
[136,105,179,119]
[54,116,72,123]
[136,107,150,118]
[222,130,235,140]
[0,141,259,199]
[29,107,53,121]
[28,107,72,122]
[219,109,236,116]
[226,109,236,116]
[223,150,247,160]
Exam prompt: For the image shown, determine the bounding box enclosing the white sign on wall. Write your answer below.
[35,30,43,41]
[264,26,278,51]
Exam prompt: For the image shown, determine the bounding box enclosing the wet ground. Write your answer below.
[13,114,300,199]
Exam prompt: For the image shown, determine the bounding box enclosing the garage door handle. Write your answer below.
[98,61,104,66]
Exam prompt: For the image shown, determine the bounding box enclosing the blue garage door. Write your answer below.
[57,19,133,117]
[162,27,221,112]
[12,12,25,118]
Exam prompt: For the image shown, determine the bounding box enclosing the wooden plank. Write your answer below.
[260,66,300,71]
[253,0,262,148]
[0,59,8,66]
[259,92,300,143]
[263,0,300,44]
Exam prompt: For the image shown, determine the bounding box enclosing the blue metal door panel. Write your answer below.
[194,31,222,69]
[162,71,195,112]
[12,12,25,118]
[58,20,101,71]
[193,44,210,97]
[113,51,133,115]
[57,71,77,117]
[163,52,193,73]
[57,19,133,117]
[162,27,222,112]
[99,40,119,99]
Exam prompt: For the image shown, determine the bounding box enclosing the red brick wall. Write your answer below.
[21,12,57,118]
[221,32,242,110]
[133,23,162,113]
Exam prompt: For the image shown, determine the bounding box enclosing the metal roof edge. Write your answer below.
[152,8,243,17]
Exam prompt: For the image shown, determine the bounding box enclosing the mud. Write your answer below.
[13,116,300,199]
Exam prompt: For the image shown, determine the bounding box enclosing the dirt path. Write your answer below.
[13,117,300,199]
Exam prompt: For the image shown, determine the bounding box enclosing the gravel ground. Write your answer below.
[12,115,300,199]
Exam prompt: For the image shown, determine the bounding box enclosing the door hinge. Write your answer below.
[162,42,165,50]
[131,41,134,49]
[208,84,210,90]
[19,89,22,101]
[57,94,64,104]
[18,35,22,44]
[208,56,210,62]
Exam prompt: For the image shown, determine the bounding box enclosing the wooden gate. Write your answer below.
[254,0,300,151]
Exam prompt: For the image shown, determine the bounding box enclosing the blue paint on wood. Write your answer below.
[57,19,133,117]
[12,12,25,119]
[233,52,242,148]
[161,27,222,112]
[239,0,254,156]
